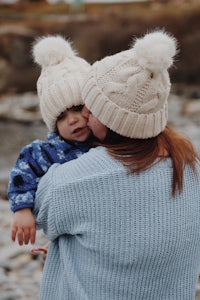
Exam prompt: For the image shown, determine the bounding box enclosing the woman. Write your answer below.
[34,30,200,300]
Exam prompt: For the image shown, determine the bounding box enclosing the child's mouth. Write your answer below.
[73,127,84,134]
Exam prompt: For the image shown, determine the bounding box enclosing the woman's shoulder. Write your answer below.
[50,146,123,184]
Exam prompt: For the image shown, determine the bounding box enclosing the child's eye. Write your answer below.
[57,111,65,120]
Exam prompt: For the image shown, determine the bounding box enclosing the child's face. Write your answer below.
[56,106,91,142]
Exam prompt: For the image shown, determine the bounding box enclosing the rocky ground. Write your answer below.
[0,201,46,300]
[0,88,200,299]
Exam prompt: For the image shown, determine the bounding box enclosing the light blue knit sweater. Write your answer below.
[34,146,200,300]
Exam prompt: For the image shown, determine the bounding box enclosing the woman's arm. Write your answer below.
[33,163,73,241]
[33,147,107,241]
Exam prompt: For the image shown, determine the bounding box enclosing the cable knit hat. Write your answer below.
[33,35,90,132]
[82,30,177,139]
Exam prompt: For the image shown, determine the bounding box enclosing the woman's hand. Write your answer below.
[31,241,50,260]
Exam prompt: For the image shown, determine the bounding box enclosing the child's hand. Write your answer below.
[11,208,36,246]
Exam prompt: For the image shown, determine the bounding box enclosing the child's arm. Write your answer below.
[12,208,36,245]
[8,142,47,213]
[8,141,52,245]
[8,135,70,212]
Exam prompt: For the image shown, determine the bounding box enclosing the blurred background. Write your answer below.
[0,0,200,299]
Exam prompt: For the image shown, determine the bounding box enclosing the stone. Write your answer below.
[181,99,200,116]
[0,92,42,122]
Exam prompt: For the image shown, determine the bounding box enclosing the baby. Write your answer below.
[8,35,91,248]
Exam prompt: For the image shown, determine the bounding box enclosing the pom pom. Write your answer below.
[133,30,177,73]
[32,35,76,68]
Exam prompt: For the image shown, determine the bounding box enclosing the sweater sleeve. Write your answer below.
[7,142,49,212]
[33,147,111,241]
[33,154,97,241]
[33,164,64,240]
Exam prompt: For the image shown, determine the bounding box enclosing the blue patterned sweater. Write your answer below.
[34,147,200,300]
[8,132,90,212]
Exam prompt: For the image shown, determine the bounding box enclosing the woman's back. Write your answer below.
[35,147,200,300]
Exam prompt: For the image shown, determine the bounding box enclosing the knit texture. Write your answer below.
[8,132,90,212]
[34,147,200,300]
[82,31,177,138]
[33,35,90,132]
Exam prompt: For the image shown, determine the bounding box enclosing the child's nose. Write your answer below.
[68,113,78,124]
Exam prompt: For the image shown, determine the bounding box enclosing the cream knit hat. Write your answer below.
[82,30,177,139]
[33,35,90,132]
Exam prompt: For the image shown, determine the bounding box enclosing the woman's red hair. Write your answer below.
[99,125,199,196]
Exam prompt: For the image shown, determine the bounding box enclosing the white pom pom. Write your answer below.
[33,35,77,68]
[133,30,177,73]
